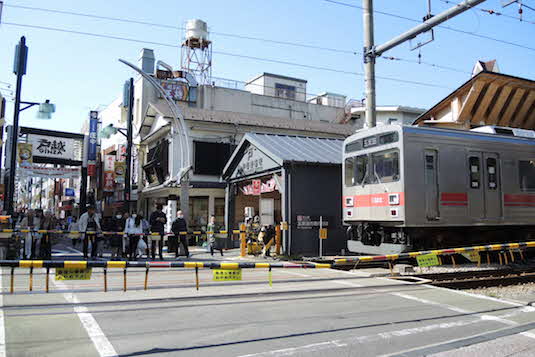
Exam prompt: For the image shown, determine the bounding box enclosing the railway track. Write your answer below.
[414,264,535,290]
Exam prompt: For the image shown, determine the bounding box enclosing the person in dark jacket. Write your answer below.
[171,210,189,258]
[149,204,166,259]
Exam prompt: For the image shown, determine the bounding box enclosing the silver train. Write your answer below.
[343,124,535,255]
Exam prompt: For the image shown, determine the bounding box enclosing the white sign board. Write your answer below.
[28,134,77,161]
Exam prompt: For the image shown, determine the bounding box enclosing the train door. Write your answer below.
[468,152,502,219]
[424,149,439,220]
[483,153,502,219]
[468,153,485,219]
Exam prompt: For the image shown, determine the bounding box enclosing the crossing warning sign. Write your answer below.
[416,254,440,267]
[213,269,242,281]
[55,268,92,280]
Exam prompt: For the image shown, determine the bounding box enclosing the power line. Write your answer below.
[439,0,535,24]
[2,3,472,74]
[322,0,535,52]
[2,21,454,90]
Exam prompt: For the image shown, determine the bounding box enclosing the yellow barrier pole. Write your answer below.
[123,268,127,292]
[195,267,199,291]
[520,250,525,261]
[498,252,503,265]
[487,252,491,265]
[240,223,246,258]
[388,262,393,276]
[103,268,108,292]
[509,250,515,262]
[45,267,50,293]
[451,255,456,268]
[144,267,149,290]
[29,267,33,292]
[10,267,14,294]
[268,267,272,287]
[275,225,281,255]
[438,255,443,266]
[504,251,509,265]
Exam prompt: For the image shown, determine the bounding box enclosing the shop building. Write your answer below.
[222,133,346,257]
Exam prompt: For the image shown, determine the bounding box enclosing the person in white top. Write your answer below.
[124,213,143,260]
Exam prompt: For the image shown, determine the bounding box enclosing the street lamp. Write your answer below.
[5,36,55,215]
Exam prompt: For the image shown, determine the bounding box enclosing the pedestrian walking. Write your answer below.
[207,215,223,256]
[68,217,80,247]
[20,209,41,259]
[125,212,143,260]
[109,213,124,260]
[40,211,56,259]
[171,210,189,258]
[79,205,101,259]
[149,204,166,259]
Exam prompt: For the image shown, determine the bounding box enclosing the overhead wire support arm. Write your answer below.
[373,0,487,57]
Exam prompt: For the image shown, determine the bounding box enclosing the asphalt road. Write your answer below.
[2,262,535,357]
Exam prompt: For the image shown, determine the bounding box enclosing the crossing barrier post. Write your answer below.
[10,267,14,294]
[509,250,515,262]
[29,266,33,292]
[144,267,149,290]
[275,225,281,255]
[123,268,127,292]
[268,266,272,287]
[103,268,108,292]
[195,266,199,291]
[45,267,50,293]
[240,224,246,257]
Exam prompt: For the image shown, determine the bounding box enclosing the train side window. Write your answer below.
[469,157,480,189]
[486,158,498,190]
[519,160,535,191]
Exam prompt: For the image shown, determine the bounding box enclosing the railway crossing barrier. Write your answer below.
[0,260,331,294]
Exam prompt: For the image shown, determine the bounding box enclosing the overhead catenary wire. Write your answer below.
[1,21,453,90]
[438,0,535,24]
[1,3,476,75]
[322,0,535,52]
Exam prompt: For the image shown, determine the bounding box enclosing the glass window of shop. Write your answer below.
[189,197,209,231]
[215,198,225,226]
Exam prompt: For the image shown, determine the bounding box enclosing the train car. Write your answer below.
[343,124,535,255]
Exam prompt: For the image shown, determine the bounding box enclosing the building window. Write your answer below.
[215,198,225,226]
[189,197,209,230]
[519,160,535,191]
[274,83,296,100]
[143,140,169,185]
[194,141,234,176]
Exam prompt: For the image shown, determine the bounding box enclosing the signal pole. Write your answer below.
[362,0,487,128]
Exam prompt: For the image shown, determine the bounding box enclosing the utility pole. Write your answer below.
[362,0,487,128]
[7,36,28,215]
[124,78,134,213]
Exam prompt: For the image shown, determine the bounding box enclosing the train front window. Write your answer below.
[370,149,399,183]
[345,155,368,186]
[519,160,535,191]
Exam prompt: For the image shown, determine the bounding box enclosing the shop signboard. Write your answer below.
[103,171,114,192]
[231,146,279,179]
[241,178,278,196]
[65,188,75,197]
[104,155,115,172]
[88,111,98,176]
[17,143,33,166]
[160,80,189,101]
[114,161,125,183]
[27,135,77,161]
[252,179,261,195]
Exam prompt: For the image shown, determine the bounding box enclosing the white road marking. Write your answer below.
[391,292,471,314]
[331,280,363,288]
[0,269,6,357]
[278,271,311,278]
[423,283,526,307]
[237,319,482,357]
[53,279,117,357]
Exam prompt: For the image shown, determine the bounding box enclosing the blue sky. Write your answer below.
[0,0,534,133]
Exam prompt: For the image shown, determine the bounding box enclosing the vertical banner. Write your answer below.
[103,154,115,192]
[252,179,261,196]
[114,161,125,184]
[87,111,98,176]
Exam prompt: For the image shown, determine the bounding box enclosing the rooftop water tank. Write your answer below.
[185,19,209,42]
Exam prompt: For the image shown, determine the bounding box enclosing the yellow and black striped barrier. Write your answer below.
[334,241,535,265]
[0,259,331,294]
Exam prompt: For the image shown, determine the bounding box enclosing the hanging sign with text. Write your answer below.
[27,134,77,161]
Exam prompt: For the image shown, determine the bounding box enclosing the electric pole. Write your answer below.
[124,78,134,213]
[362,0,487,128]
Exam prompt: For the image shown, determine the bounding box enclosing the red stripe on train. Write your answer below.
[504,194,535,203]
[441,202,468,206]
[440,193,467,202]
